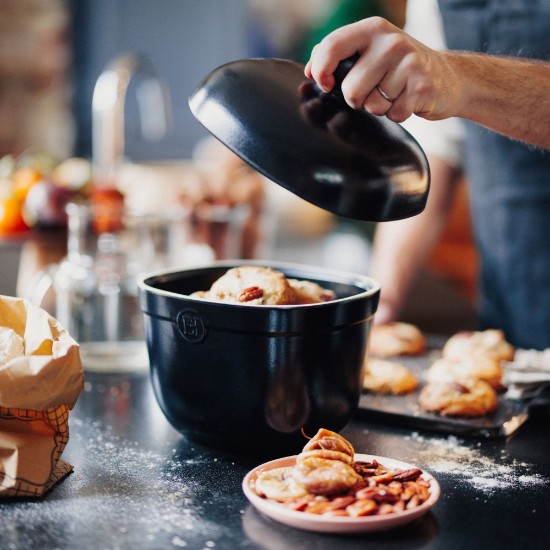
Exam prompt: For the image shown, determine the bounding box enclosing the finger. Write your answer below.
[304,59,311,78]
[364,87,414,123]
[386,99,414,123]
[304,44,317,78]
[339,53,386,110]
[363,74,405,116]
[337,28,406,109]
[375,85,394,102]
[308,54,336,93]
[363,87,392,117]
[378,61,427,122]
[308,22,374,93]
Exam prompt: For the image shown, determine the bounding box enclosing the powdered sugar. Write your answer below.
[0,416,241,549]
[402,432,545,493]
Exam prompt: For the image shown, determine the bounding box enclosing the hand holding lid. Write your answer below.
[189,57,430,222]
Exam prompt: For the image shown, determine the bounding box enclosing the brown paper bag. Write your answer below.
[0,295,84,498]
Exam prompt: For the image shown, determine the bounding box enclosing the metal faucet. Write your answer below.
[91,53,172,183]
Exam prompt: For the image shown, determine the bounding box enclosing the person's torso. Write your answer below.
[437,0,550,348]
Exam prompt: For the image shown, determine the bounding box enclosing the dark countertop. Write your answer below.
[2,369,550,550]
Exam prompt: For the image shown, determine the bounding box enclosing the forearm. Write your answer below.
[370,157,460,323]
[446,53,550,149]
[306,17,550,150]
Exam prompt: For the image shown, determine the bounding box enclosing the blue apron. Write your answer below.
[438,0,550,349]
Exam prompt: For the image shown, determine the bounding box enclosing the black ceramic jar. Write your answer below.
[139,260,379,455]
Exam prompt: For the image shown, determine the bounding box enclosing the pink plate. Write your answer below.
[242,453,440,534]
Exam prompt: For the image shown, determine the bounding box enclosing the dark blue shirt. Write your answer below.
[438,0,550,349]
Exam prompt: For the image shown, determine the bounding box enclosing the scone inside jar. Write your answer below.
[189,266,336,305]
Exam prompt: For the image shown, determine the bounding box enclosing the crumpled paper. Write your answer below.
[0,295,84,498]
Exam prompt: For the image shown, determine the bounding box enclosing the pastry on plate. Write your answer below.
[362,358,418,395]
[426,356,504,391]
[250,428,435,519]
[418,378,498,417]
[369,322,426,358]
[442,329,515,363]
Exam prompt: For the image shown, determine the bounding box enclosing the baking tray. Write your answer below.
[356,338,545,438]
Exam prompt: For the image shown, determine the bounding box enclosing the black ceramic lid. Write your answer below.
[189,57,430,222]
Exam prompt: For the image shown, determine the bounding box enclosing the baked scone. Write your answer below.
[188,290,210,300]
[442,329,515,363]
[254,466,309,502]
[362,358,418,395]
[190,267,337,306]
[426,356,504,390]
[287,279,335,304]
[418,378,498,417]
[369,322,426,358]
[207,266,296,305]
[292,457,362,496]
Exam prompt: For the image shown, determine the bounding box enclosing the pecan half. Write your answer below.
[324,496,357,511]
[393,500,406,512]
[391,468,423,482]
[346,499,377,517]
[406,494,421,509]
[377,503,395,515]
[354,461,379,477]
[304,500,332,515]
[414,484,430,502]
[238,286,263,302]
[371,488,401,503]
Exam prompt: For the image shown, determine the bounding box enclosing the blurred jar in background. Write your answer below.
[26,199,191,372]
[117,138,268,262]
[187,137,267,260]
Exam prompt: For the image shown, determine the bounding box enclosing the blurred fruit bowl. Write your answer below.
[0,152,92,236]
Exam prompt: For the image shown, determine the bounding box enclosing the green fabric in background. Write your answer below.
[298,0,384,62]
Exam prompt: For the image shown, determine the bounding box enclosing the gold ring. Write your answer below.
[376,85,393,102]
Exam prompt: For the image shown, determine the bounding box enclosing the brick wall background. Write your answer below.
[0,0,73,158]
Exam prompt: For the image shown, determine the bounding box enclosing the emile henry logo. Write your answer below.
[177,310,206,343]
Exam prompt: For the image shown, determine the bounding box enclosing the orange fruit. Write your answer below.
[0,196,29,235]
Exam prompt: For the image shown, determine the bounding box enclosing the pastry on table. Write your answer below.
[442,329,515,363]
[426,356,504,391]
[369,322,427,358]
[363,358,418,395]
[418,378,498,417]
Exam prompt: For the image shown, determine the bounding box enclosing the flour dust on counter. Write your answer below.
[0,415,246,550]
[401,432,545,494]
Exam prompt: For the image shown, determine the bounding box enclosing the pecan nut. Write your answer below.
[238,286,264,302]
[391,468,422,482]
[346,498,377,517]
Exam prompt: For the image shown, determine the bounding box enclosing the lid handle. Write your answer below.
[328,53,360,106]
